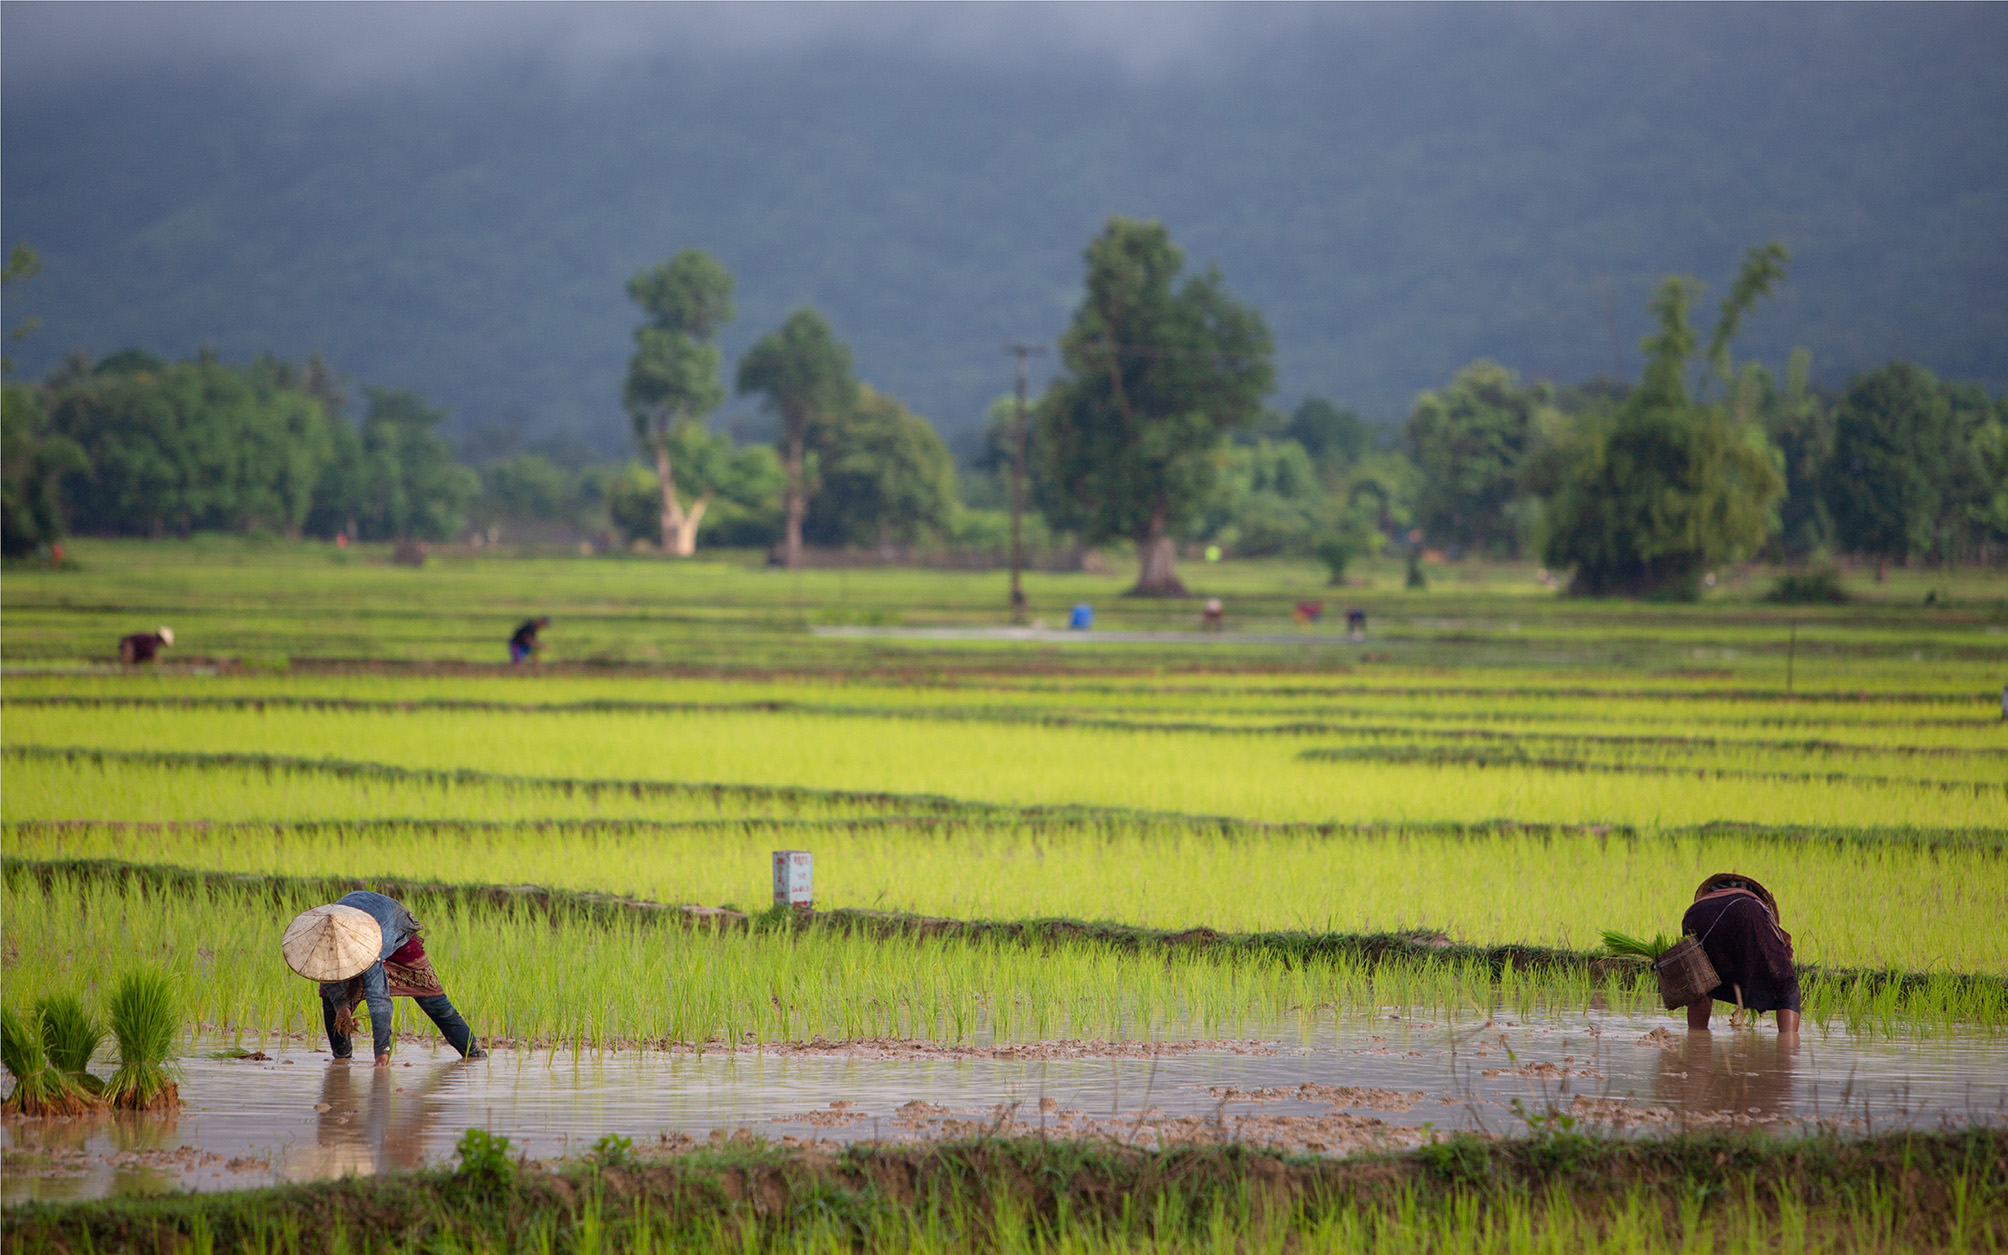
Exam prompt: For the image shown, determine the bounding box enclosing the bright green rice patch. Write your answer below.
[7,702,2005,830]
[7,807,2003,973]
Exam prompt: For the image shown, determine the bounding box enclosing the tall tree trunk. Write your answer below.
[667,493,711,557]
[782,430,805,569]
[654,435,680,553]
[1131,507,1187,597]
[653,421,712,557]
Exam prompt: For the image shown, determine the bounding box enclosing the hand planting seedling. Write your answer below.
[2,1004,99,1116]
[103,968,182,1112]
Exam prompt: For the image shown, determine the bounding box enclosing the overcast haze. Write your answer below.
[2,3,1292,86]
[4,2,2003,453]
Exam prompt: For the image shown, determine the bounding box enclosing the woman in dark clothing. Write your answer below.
[1682,873,1801,1036]
[119,626,173,664]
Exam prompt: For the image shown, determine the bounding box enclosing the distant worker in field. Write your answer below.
[509,616,551,665]
[1681,873,1800,1037]
[1346,608,1366,640]
[1292,600,1323,627]
[1202,598,1225,631]
[118,626,174,665]
[282,891,486,1064]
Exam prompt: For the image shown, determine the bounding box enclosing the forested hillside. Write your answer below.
[3,5,2003,450]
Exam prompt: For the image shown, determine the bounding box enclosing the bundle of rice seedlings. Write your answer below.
[2,1006,96,1117]
[103,970,182,1112]
[1601,929,1678,961]
[36,993,108,1096]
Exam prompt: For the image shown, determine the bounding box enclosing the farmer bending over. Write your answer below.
[119,626,173,664]
[282,891,486,1064]
[509,616,550,665]
[1682,873,1800,1037]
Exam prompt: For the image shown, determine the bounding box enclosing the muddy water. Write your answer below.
[7,1013,2005,1204]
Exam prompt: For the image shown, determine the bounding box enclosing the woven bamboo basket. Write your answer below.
[1650,936,1720,1010]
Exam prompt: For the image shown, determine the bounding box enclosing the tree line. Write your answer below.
[6,229,2003,597]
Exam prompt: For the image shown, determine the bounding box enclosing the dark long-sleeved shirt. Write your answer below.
[318,891,420,1058]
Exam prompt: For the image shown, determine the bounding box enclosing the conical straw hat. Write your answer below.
[281,905,383,981]
[1693,872,1780,925]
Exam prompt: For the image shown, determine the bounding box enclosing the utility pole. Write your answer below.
[1004,341,1046,623]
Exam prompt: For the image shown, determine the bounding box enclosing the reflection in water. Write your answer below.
[9,1015,2004,1204]
[298,1060,470,1181]
[1655,1031,1798,1119]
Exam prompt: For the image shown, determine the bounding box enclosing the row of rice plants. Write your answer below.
[10,808,2002,973]
[10,663,1999,736]
[0,754,910,827]
[4,875,1999,1049]
[9,701,2001,829]
[16,688,2008,775]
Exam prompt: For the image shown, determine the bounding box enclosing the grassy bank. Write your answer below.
[6,1129,2004,1254]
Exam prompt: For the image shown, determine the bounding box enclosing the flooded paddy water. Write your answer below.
[7,1012,2004,1204]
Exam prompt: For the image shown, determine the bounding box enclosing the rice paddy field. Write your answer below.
[3,538,2006,1249]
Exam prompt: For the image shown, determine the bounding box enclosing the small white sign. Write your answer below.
[772,850,813,906]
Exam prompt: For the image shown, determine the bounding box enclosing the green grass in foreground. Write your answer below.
[6,1129,2004,1254]
[5,869,2000,1047]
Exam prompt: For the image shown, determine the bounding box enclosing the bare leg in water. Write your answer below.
[1689,999,1800,1036]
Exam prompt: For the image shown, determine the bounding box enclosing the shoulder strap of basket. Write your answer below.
[1695,893,1749,946]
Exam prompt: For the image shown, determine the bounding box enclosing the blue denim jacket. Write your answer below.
[318,891,420,1058]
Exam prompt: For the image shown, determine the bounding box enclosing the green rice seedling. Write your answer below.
[1601,929,1678,960]
[1,1004,96,1116]
[35,991,108,1094]
[103,968,182,1111]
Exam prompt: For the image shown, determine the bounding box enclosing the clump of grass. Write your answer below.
[1601,929,1677,960]
[103,969,181,1112]
[1,1004,97,1116]
[1767,565,1849,604]
[36,992,107,1094]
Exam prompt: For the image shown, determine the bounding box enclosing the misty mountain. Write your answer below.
[3,4,2003,455]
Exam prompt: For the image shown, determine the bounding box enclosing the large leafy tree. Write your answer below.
[625,251,735,556]
[1,241,87,557]
[1762,348,1833,559]
[1037,217,1273,596]
[1532,245,1787,598]
[1285,397,1369,476]
[2,382,87,556]
[805,385,957,546]
[1820,362,1956,572]
[50,353,337,537]
[1193,438,1328,557]
[1403,360,1546,556]
[337,388,479,541]
[736,309,855,569]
